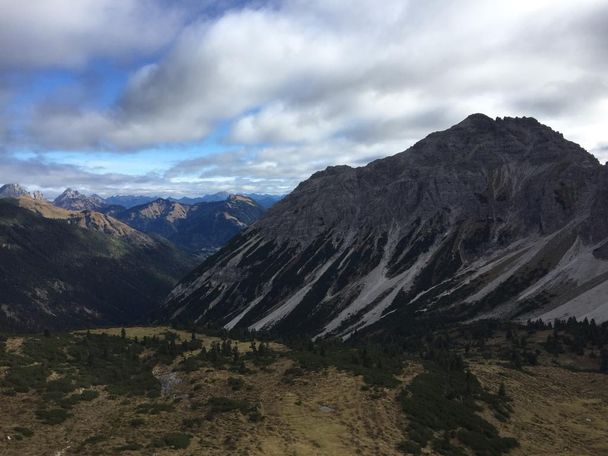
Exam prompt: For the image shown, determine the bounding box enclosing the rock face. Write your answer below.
[115,195,265,256]
[0,184,45,200]
[164,114,608,337]
[54,188,105,211]
[0,198,195,331]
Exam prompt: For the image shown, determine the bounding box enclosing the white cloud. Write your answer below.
[0,0,185,70]
[22,0,608,151]
[3,0,608,195]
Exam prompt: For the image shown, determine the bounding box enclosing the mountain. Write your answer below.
[246,193,284,209]
[0,183,45,201]
[98,204,128,218]
[163,114,608,337]
[104,195,157,209]
[170,191,231,205]
[0,197,195,331]
[115,195,264,255]
[170,192,283,208]
[54,188,105,211]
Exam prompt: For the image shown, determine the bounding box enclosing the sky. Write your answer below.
[0,0,607,198]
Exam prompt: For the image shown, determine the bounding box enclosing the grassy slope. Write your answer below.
[0,201,195,331]
[1,325,607,455]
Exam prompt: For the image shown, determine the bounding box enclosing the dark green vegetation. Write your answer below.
[287,339,404,387]
[205,397,262,421]
[152,432,192,449]
[399,358,517,456]
[2,316,607,454]
[0,332,161,405]
[0,199,195,331]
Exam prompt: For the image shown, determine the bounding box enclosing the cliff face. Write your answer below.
[164,115,608,337]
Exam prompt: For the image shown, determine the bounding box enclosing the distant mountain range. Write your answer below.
[102,192,283,209]
[1,186,278,257]
[0,197,195,331]
[0,186,268,330]
[0,186,284,210]
[164,114,608,337]
[112,195,264,255]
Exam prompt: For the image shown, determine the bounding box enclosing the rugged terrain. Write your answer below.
[115,195,265,256]
[54,189,106,211]
[164,115,608,337]
[0,198,195,331]
[1,321,606,456]
[0,184,44,201]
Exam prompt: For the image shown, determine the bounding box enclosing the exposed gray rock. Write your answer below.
[163,115,608,337]
[0,184,44,201]
[53,188,105,211]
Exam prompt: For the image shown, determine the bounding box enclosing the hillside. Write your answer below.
[0,320,606,455]
[164,115,608,337]
[0,199,195,331]
[115,195,265,256]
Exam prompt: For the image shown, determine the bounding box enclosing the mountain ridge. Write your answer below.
[163,114,608,337]
[114,194,265,255]
[0,198,195,331]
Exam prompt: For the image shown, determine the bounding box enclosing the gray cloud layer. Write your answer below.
[1,0,607,195]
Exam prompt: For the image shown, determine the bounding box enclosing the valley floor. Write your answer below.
[1,325,607,455]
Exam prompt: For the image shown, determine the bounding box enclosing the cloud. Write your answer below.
[0,0,186,70]
[18,0,608,154]
[165,136,407,194]
[2,0,608,195]
[0,152,275,198]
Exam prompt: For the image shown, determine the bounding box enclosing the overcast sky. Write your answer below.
[0,0,606,197]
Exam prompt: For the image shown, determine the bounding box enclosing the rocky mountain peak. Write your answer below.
[0,183,45,201]
[54,188,105,211]
[163,114,608,338]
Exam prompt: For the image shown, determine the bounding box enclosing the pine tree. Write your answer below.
[498,382,507,398]
[600,349,608,374]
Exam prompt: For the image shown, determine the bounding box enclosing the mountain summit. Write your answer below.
[54,188,105,211]
[164,115,608,336]
[0,183,45,201]
[115,195,264,256]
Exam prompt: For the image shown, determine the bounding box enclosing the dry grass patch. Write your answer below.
[471,362,608,456]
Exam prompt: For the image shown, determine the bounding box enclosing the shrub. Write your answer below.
[14,427,33,438]
[35,408,71,425]
[161,432,191,449]
[135,402,174,415]
[206,396,259,419]
[129,418,145,427]
[397,440,422,455]
[182,417,203,428]
[227,377,244,391]
[116,442,142,451]
[82,434,108,445]
[80,390,100,401]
